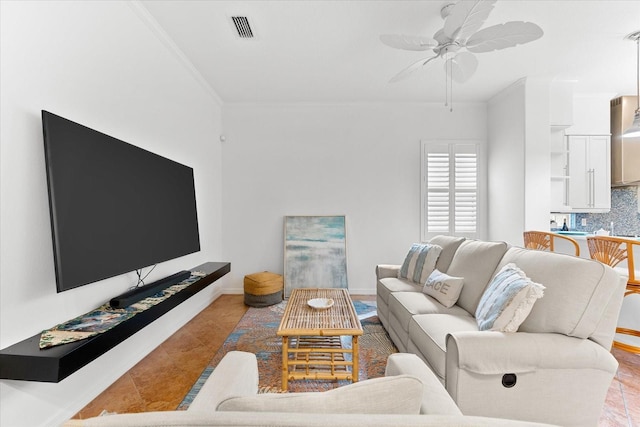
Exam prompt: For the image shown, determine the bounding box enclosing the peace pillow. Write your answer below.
[422,269,464,308]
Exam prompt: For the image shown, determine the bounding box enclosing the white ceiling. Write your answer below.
[138,0,640,104]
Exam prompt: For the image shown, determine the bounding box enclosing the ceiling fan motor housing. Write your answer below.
[436,42,462,56]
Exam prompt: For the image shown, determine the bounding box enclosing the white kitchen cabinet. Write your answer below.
[567,135,611,212]
[565,94,611,135]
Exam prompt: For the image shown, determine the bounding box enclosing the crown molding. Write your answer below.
[127,1,224,107]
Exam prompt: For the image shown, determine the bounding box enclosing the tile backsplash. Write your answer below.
[571,186,640,236]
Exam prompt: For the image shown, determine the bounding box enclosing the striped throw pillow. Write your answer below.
[476,263,545,332]
[398,243,442,284]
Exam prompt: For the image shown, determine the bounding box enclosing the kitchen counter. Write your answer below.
[552,231,640,241]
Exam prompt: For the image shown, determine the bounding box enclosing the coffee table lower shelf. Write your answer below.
[281,335,358,387]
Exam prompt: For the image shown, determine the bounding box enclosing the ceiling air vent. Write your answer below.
[231,16,254,39]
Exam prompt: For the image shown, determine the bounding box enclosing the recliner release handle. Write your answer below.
[502,373,517,388]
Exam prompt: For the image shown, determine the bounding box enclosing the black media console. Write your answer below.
[0,262,230,383]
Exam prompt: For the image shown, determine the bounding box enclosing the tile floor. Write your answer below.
[73,295,639,426]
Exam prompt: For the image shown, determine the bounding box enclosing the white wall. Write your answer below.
[221,103,487,295]
[0,2,224,426]
[487,78,550,245]
[523,79,552,232]
[487,80,527,243]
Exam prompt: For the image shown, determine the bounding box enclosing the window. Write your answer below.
[421,141,481,241]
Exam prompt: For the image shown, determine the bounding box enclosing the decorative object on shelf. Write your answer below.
[380,0,543,111]
[623,30,640,138]
[284,216,348,298]
[39,273,204,349]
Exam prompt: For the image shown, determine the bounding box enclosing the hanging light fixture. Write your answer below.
[623,31,640,138]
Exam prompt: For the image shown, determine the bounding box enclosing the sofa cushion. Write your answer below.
[377,278,422,306]
[217,375,423,414]
[407,314,479,379]
[498,247,622,343]
[446,240,509,315]
[389,292,472,335]
[398,243,442,284]
[422,269,464,308]
[475,263,545,332]
[429,235,465,273]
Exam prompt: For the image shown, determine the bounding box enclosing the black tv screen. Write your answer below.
[42,111,201,292]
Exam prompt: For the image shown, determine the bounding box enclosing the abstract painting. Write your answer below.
[284,215,348,297]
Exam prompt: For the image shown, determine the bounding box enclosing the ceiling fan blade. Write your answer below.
[433,28,449,45]
[466,21,544,53]
[380,34,438,51]
[444,52,478,83]
[389,55,438,83]
[443,0,497,41]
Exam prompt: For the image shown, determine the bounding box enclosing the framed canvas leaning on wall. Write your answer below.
[283,215,348,298]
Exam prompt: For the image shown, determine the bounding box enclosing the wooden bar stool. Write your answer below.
[587,235,640,354]
[523,231,580,256]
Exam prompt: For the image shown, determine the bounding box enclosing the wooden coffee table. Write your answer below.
[277,288,363,391]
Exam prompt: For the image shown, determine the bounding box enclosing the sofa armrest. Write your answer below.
[376,264,400,280]
[445,331,619,426]
[445,331,618,376]
[384,353,462,416]
[189,351,259,413]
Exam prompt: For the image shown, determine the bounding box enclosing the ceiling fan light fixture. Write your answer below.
[623,30,640,138]
[380,0,543,111]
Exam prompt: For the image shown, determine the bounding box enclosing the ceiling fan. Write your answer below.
[381,0,543,108]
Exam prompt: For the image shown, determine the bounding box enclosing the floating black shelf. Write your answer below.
[0,262,230,383]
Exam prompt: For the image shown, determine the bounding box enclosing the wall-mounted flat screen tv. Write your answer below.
[42,111,201,292]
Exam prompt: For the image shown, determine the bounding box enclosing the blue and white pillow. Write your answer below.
[475,263,545,332]
[398,243,442,284]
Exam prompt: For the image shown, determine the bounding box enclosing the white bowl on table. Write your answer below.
[307,298,334,310]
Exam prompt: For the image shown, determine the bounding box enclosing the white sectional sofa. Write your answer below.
[376,235,627,427]
[64,351,555,427]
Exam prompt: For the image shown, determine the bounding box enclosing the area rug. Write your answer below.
[177,299,397,410]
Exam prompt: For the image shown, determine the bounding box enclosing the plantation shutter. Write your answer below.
[422,142,479,240]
